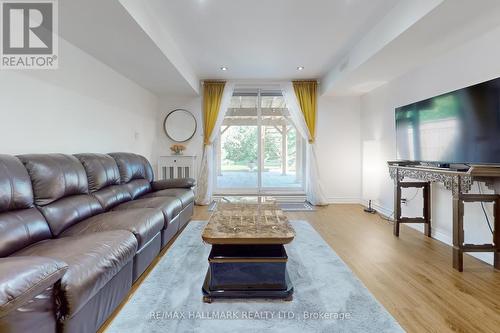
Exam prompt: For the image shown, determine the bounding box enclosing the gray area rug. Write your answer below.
[106,221,403,333]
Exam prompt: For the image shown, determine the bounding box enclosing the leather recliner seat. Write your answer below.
[18,154,164,282]
[108,153,195,245]
[75,153,189,248]
[0,152,195,333]
[0,154,138,333]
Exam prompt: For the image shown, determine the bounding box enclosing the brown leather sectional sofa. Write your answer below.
[0,152,195,333]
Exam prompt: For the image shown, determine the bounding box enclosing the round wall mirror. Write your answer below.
[163,109,197,142]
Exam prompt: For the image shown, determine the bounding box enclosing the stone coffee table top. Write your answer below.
[202,202,296,245]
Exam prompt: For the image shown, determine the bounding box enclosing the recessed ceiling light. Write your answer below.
[297,66,304,71]
[220,66,228,71]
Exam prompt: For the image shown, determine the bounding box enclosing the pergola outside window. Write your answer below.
[214,89,305,194]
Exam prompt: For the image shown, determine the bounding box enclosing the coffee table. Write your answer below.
[201,202,295,303]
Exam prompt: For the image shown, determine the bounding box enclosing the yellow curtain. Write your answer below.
[202,81,226,145]
[293,80,318,143]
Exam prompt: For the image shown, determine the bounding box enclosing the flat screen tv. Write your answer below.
[396,77,500,165]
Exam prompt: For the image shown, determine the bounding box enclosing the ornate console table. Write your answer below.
[388,162,500,272]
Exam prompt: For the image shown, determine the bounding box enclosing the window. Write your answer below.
[214,89,305,194]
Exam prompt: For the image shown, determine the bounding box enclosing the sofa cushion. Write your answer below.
[37,195,103,236]
[0,208,52,258]
[0,155,52,257]
[74,154,121,192]
[113,197,182,225]
[18,154,89,206]
[91,186,132,210]
[74,153,132,209]
[142,188,194,208]
[13,231,137,318]
[121,179,151,199]
[60,209,163,249]
[108,153,154,183]
[17,154,104,236]
[0,155,34,213]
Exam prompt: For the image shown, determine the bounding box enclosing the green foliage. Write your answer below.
[222,126,298,166]
[263,127,281,161]
[222,127,258,163]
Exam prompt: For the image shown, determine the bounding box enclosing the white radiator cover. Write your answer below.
[158,155,197,180]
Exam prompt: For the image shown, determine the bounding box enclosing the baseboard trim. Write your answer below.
[326,197,362,204]
[326,198,394,218]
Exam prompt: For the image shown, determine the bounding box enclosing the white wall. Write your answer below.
[0,38,159,165]
[360,26,500,264]
[317,96,361,203]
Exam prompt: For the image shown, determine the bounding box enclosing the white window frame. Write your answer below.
[213,88,306,196]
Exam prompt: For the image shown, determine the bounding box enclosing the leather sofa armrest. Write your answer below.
[0,256,68,318]
[152,178,196,190]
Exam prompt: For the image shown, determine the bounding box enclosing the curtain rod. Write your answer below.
[201,80,226,85]
[201,79,319,85]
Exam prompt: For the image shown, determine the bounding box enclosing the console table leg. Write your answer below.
[453,247,464,272]
[494,199,500,270]
[424,223,431,238]
[393,219,400,237]
[423,182,431,237]
[452,195,464,272]
[393,181,401,237]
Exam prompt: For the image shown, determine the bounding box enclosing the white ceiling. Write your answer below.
[59,0,500,96]
[145,0,400,80]
[323,0,500,96]
[59,0,197,95]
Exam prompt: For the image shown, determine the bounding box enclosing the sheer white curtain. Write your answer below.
[280,82,327,205]
[195,81,235,205]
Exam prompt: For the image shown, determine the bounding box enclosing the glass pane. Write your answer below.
[261,107,303,189]
[217,94,258,189]
[260,94,287,109]
[216,91,304,192]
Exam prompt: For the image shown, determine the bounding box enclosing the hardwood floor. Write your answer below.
[195,204,500,333]
[100,204,500,333]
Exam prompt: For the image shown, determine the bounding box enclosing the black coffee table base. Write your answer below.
[201,244,294,303]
